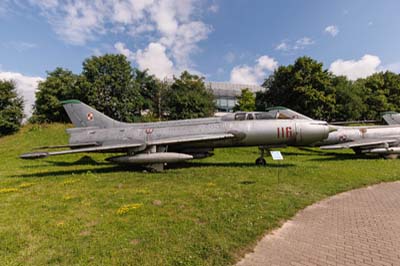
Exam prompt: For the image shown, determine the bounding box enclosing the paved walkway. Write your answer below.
[237,182,400,266]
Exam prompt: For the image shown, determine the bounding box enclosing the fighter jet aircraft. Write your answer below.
[265,107,400,159]
[20,100,334,171]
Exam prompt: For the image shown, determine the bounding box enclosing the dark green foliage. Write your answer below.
[332,76,366,121]
[164,71,215,120]
[256,57,336,120]
[233,88,255,111]
[256,56,400,121]
[82,54,143,122]
[0,80,24,136]
[31,68,84,123]
[358,71,400,120]
[134,69,162,117]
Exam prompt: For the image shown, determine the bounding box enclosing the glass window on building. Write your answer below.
[227,99,236,108]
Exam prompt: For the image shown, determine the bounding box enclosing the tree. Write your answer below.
[31,68,83,123]
[82,54,143,122]
[164,71,215,120]
[332,76,366,121]
[0,80,24,136]
[355,71,400,120]
[256,56,336,120]
[234,88,255,111]
[133,69,162,116]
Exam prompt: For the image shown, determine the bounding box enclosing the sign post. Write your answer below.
[270,151,284,183]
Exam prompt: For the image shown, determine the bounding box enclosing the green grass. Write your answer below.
[1,123,400,265]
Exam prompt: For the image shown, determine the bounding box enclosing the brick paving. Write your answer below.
[237,182,400,266]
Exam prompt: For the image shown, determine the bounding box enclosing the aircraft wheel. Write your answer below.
[255,157,267,166]
[353,148,362,155]
[383,154,399,159]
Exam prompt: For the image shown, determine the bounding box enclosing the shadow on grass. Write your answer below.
[239,180,257,185]
[46,156,109,166]
[309,153,381,162]
[20,156,108,169]
[15,164,145,178]
[169,161,295,169]
[282,147,346,157]
[15,160,295,178]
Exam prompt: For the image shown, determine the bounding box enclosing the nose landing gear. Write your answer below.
[255,147,268,166]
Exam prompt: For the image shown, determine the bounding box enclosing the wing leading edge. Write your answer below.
[20,133,237,159]
[320,138,399,150]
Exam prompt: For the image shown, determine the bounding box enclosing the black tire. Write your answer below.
[255,157,267,166]
[353,148,362,155]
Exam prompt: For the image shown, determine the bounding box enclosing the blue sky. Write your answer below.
[1,0,400,115]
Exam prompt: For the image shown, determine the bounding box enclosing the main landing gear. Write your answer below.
[255,147,267,166]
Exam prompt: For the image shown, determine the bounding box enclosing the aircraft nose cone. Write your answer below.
[328,125,338,133]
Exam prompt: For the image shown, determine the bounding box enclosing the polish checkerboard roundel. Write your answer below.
[87,112,94,121]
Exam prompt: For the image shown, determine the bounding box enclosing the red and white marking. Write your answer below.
[87,112,94,121]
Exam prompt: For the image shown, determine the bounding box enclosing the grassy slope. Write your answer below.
[1,124,400,265]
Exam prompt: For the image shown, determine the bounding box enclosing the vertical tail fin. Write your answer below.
[61,100,124,128]
[382,112,400,125]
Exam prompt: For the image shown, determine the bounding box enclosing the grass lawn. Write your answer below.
[1,123,400,265]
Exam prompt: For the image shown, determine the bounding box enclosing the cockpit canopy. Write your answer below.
[221,112,278,121]
[219,107,313,121]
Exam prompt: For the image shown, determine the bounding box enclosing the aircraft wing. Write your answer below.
[20,142,145,159]
[148,133,236,146]
[320,138,399,150]
[21,133,237,159]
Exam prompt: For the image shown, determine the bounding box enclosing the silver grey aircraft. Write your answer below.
[266,107,400,159]
[20,100,334,171]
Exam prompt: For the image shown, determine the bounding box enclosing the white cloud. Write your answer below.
[208,4,219,13]
[135,42,174,79]
[0,71,43,117]
[0,1,8,16]
[275,41,289,51]
[275,37,314,52]
[324,25,339,37]
[224,52,236,63]
[27,0,212,79]
[114,42,135,60]
[3,41,37,52]
[294,37,314,48]
[47,1,107,45]
[329,54,381,80]
[230,55,278,85]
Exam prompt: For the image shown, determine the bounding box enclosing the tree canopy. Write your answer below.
[164,71,215,120]
[234,88,255,111]
[0,80,24,136]
[29,53,400,126]
[82,54,143,122]
[256,56,336,120]
[31,68,83,123]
